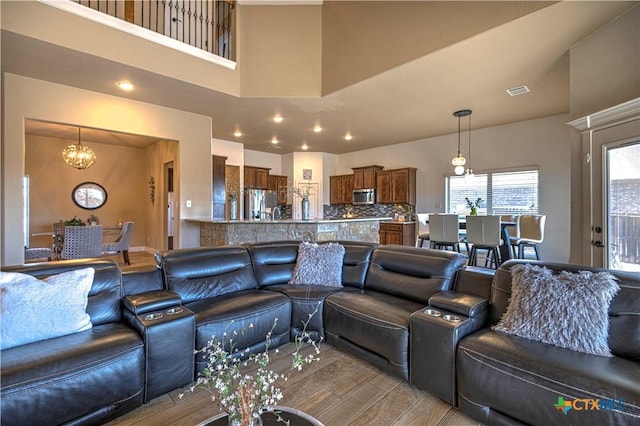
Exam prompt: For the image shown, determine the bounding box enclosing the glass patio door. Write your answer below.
[588,118,640,270]
[605,141,640,271]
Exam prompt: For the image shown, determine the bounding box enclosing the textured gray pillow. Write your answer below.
[289,242,345,287]
[492,264,619,357]
[0,268,94,350]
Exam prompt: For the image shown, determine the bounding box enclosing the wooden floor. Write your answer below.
[105,342,480,426]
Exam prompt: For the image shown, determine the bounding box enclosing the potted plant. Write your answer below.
[87,214,99,226]
[465,197,483,216]
[181,309,321,426]
[64,216,86,226]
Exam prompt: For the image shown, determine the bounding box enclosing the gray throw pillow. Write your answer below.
[0,267,94,350]
[289,242,345,287]
[492,264,619,357]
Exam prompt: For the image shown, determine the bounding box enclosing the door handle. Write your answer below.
[591,240,605,248]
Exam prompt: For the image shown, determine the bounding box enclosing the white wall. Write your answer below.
[244,149,283,175]
[336,114,571,262]
[2,73,213,265]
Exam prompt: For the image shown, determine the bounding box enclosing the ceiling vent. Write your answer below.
[506,85,530,96]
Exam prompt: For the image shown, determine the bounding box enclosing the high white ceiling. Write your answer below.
[3,1,638,154]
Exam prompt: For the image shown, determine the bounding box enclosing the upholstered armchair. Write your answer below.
[103,222,135,265]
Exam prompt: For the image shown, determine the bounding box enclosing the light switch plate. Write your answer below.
[186,200,192,208]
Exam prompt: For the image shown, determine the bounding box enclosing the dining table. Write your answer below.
[425,216,516,265]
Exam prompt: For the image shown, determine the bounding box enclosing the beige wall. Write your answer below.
[2,73,212,266]
[569,4,640,120]
[321,1,552,95]
[568,4,640,264]
[25,135,148,250]
[146,140,179,251]
[238,5,322,97]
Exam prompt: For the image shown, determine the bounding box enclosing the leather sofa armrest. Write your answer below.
[429,290,489,319]
[123,290,182,315]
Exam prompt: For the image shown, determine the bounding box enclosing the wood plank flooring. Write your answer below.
[105,343,480,426]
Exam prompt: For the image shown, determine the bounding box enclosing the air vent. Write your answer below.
[268,144,282,150]
[506,85,530,96]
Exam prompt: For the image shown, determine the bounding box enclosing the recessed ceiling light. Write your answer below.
[313,125,322,133]
[344,133,353,141]
[233,130,242,137]
[301,143,309,150]
[273,115,283,123]
[271,138,279,145]
[116,80,134,91]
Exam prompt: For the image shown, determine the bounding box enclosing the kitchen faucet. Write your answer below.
[272,206,281,220]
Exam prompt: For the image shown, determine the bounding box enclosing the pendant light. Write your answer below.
[464,111,474,177]
[62,127,96,170]
[452,109,471,175]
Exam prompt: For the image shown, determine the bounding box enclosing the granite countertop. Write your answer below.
[188,217,393,224]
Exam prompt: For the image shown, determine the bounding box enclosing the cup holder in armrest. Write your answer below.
[442,314,462,323]
[424,308,442,317]
[166,307,184,315]
[143,312,164,321]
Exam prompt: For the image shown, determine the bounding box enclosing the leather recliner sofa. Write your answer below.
[412,259,640,426]
[1,260,145,426]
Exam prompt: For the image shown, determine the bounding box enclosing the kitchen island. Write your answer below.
[188,217,391,246]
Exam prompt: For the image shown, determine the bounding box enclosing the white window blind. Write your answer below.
[446,169,539,215]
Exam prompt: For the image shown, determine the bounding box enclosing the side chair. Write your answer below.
[103,221,135,265]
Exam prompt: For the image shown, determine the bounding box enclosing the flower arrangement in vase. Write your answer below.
[180,308,321,426]
[465,197,483,216]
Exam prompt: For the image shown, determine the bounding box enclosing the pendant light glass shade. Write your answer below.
[63,128,96,169]
[452,109,472,176]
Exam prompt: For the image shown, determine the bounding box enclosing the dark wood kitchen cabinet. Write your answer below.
[352,165,383,190]
[379,222,416,246]
[268,174,288,205]
[376,167,416,204]
[244,166,270,189]
[330,174,353,205]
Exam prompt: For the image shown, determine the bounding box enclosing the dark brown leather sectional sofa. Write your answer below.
[2,242,638,426]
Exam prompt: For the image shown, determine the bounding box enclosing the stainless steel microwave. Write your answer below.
[352,188,375,204]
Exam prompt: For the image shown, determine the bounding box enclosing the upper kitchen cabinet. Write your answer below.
[330,174,354,205]
[268,174,288,205]
[376,167,416,204]
[352,165,383,190]
[244,166,270,189]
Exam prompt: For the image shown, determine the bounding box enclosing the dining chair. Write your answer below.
[61,225,103,259]
[52,222,65,260]
[466,215,502,268]
[415,213,430,248]
[429,214,462,252]
[103,221,135,265]
[511,215,546,260]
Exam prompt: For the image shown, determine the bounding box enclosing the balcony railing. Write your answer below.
[611,214,640,266]
[73,0,235,61]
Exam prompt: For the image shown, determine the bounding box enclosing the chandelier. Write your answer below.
[62,127,96,169]
[451,109,471,175]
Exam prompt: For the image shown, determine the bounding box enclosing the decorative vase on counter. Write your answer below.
[229,199,238,221]
[301,198,310,220]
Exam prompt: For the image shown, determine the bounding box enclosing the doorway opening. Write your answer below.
[166,162,175,250]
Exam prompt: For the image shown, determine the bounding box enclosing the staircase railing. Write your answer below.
[73,0,235,61]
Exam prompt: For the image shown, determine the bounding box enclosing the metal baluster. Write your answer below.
[200,0,204,50]
[181,0,186,45]
[204,0,209,53]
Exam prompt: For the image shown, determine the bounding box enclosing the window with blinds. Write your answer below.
[446,169,539,215]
